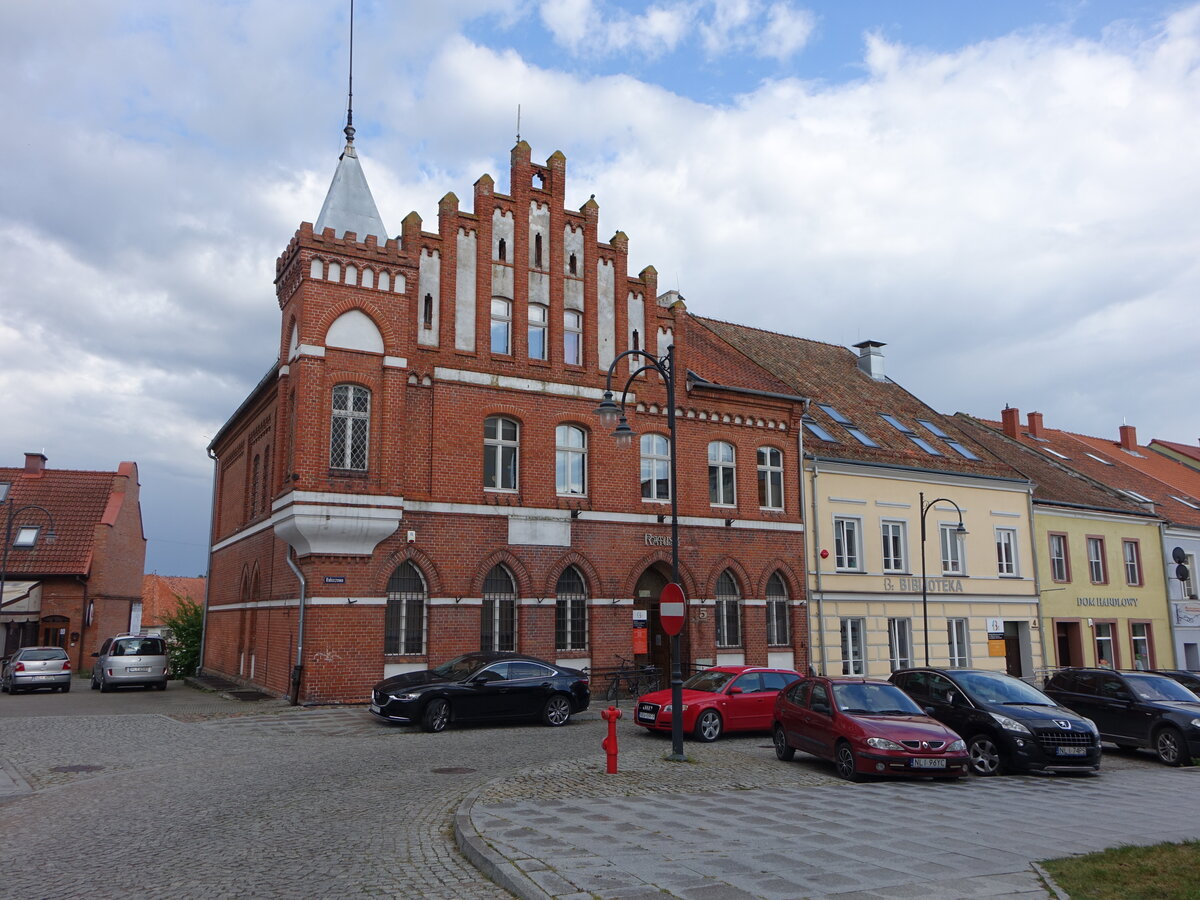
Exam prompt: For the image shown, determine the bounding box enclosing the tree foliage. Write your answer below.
[162,598,204,679]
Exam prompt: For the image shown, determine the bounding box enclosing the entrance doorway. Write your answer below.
[633,566,688,680]
[1055,621,1083,667]
[1003,621,1032,677]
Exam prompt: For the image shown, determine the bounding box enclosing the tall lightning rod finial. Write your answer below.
[344,0,356,144]
[516,103,521,143]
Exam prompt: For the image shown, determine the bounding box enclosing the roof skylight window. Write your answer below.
[1171,495,1200,510]
[1123,489,1152,503]
[819,404,852,424]
[13,526,39,548]
[845,427,879,447]
[803,419,837,443]
[946,441,980,460]
[917,419,949,438]
[879,414,915,435]
[1085,452,1115,466]
[909,437,942,456]
[1044,448,1071,460]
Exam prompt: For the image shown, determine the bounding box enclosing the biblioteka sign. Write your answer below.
[882,577,964,593]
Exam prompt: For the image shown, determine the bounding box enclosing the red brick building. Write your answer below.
[203,133,809,703]
[141,574,205,635]
[1,453,146,667]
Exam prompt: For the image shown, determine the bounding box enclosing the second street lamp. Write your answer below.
[918,491,967,667]
[594,344,686,761]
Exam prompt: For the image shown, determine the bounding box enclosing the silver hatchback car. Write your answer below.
[1,646,73,693]
[91,634,169,691]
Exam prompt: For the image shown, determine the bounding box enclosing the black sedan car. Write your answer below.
[1043,668,1200,766]
[890,668,1101,776]
[369,652,590,732]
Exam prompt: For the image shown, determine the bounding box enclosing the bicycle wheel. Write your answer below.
[605,676,621,704]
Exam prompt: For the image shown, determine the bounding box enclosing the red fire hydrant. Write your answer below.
[601,705,622,773]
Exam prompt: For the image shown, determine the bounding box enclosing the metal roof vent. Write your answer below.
[853,340,887,381]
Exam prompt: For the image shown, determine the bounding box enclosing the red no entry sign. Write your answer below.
[659,582,686,636]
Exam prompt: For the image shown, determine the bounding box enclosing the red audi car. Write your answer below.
[773,676,968,781]
[635,665,801,742]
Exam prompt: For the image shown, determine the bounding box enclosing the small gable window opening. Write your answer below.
[534,233,544,269]
[568,252,578,275]
[330,384,370,471]
[528,303,548,360]
[497,238,507,262]
[491,298,511,355]
[423,293,434,329]
[563,310,583,366]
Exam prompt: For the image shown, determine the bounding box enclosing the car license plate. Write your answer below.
[127,667,150,673]
[34,675,53,680]
[1057,746,1087,756]
[910,757,946,769]
[636,705,657,723]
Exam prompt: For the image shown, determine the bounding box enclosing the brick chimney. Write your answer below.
[1119,424,1138,451]
[1001,407,1020,438]
[1027,412,1044,439]
[24,452,47,476]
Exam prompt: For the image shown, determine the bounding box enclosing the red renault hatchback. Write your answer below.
[774,676,968,781]
[635,665,801,742]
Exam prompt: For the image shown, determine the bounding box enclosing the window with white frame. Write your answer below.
[555,566,588,651]
[555,424,587,496]
[1131,622,1152,669]
[1122,539,1142,586]
[490,298,511,354]
[715,570,742,648]
[484,416,519,491]
[940,524,965,575]
[766,571,789,646]
[563,310,582,365]
[995,528,1018,576]
[1094,621,1115,667]
[708,441,736,506]
[888,617,913,671]
[947,618,970,667]
[640,434,671,501]
[528,303,548,360]
[1087,537,1107,584]
[834,517,861,571]
[1049,533,1069,582]
[481,564,517,652]
[384,562,427,655]
[330,384,370,470]
[840,617,866,675]
[881,520,907,572]
[757,446,783,509]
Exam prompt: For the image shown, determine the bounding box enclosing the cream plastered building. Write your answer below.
[803,460,1043,679]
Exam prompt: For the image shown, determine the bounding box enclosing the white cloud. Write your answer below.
[539,0,693,56]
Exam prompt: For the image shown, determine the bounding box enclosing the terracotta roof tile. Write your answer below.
[142,574,206,625]
[1149,439,1200,468]
[0,467,119,575]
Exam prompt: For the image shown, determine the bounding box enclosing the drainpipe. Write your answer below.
[1161,519,1180,670]
[286,547,306,706]
[75,575,90,675]
[809,459,826,675]
[198,449,219,677]
[1025,487,1050,682]
[795,400,811,673]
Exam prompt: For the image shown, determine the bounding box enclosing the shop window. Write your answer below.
[948,618,970,667]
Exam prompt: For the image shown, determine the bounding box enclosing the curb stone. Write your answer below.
[454,784,551,900]
[1030,861,1071,900]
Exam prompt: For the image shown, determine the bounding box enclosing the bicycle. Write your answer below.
[601,655,662,705]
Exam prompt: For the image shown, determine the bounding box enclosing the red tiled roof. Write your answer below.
[1149,439,1200,468]
[0,467,121,576]
[692,316,1019,480]
[142,574,206,625]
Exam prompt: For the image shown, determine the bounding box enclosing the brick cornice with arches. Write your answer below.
[620,549,698,599]
[544,550,604,599]
[473,549,534,597]
[373,545,444,597]
[702,556,754,599]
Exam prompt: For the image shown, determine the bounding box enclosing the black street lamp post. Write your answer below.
[595,343,686,761]
[918,491,967,666]
[0,482,58,643]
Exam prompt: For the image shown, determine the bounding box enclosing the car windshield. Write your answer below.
[833,682,923,716]
[1126,674,1200,702]
[21,649,68,661]
[682,670,737,693]
[112,638,164,656]
[955,671,1054,706]
[430,655,495,680]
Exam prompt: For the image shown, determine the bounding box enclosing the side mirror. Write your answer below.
[924,706,935,716]
[728,686,743,695]
[91,652,99,658]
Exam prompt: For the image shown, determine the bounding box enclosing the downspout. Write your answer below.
[286,547,306,706]
[1025,487,1050,681]
[809,458,826,675]
[198,449,220,677]
[795,400,811,673]
[1161,519,1179,670]
[75,575,90,675]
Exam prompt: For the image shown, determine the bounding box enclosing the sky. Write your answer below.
[2,0,1198,577]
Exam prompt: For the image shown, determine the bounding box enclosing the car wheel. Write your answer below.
[90,674,99,691]
[62,682,71,693]
[967,734,1004,776]
[99,673,113,693]
[1154,726,1187,767]
[542,694,572,727]
[773,725,795,761]
[422,698,450,733]
[155,681,167,691]
[693,709,723,742]
[835,741,862,782]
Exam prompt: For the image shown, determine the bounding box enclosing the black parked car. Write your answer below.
[1150,669,1200,696]
[890,668,1101,776]
[1043,668,1200,767]
[368,652,590,732]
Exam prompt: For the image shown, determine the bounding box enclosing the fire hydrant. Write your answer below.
[601,705,622,773]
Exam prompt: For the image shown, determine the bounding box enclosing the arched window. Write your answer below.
[555,566,588,651]
[757,446,784,509]
[708,441,735,506]
[528,303,548,360]
[555,424,587,496]
[640,434,670,501]
[484,416,519,491]
[482,564,516,651]
[330,384,370,470]
[385,562,427,655]
[491,298,511,354]
[716,570,742,648]
[766,571,789,646]
[563,310,582,366]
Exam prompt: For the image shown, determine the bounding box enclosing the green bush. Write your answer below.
[162,598,204,680]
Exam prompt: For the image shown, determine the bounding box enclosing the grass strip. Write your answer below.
[1040,841,1200,900]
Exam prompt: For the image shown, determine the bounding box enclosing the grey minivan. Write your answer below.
[91,634,169,691]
